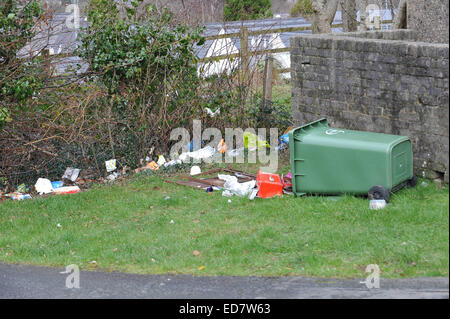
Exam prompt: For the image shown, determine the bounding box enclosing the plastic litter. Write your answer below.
[243,132,270,150]
[222,190,233,197]
[51,181,64,189]
[107,172,120,181]
[146,161,159,171]
[249,187,259,200]
[204,107,220,118]
[62,167,81,182]
[164,159,181,168]
[218,174,256,197]
[256,171,283,198]
[9,193,32,200]
[53,186,81,195]
[190,166,201,176]
[226,147,245,157]
[35,178,54,195]
[369,199,387,210]
[157,155,166,166]
[105,159,117,172]
[279,133,289,150]
[16,183,27,193]
[217,139,228,154]
[180,146,215,161]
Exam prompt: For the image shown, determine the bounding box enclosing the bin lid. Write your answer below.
[290,118,409,152]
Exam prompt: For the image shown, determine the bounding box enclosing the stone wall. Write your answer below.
[407,0,449,44]
[291,30,449,182]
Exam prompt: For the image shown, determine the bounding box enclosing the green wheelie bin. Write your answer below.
[289,118,417,202]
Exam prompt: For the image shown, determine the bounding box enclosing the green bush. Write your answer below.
[0,0,43,129]
[290,0,314,17]
[77,0,207,164]
[224,0,273,21]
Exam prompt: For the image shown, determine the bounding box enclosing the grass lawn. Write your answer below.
[0,156,448,279]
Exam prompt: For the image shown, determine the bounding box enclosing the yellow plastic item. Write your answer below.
[146,161,159,171]
[243,132,270,150]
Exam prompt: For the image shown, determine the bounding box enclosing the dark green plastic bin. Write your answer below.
[289,119,416,200]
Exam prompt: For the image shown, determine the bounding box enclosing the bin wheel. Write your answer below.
[368,185,390,203]
[407,175,418,188]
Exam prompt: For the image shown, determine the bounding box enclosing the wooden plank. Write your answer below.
[240,27,250,84]
[198,47,290,63]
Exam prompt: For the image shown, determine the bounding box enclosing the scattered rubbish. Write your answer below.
[228,199,232,203]
[105,159,117,173]
[198,265,206,271]
[107,172,120,181]
[157,155,166,167]
[222,190,233,197]
[421,181,428,187]
[193,250,200,256]
[170,220,174,224]
[135,161,159,173]
[226,147,244,157]
[256,171,283,198]
[53,186,81,195]
[249,187,259,200]
[16,183,27,194]
[190,166,202,176]
[35,178,54,195]
[51,181,64,189]
[184,139,207,152]
[204,107,220,118]
[165,196,171,200]
[165,168,256,192]
[180,146,215,161]
[217,139,228,154]
[281,173,292,190]
[8,193,32,201]
[146,161,159,171]
[206,186,214,193]
[62,167,81,182]
[279,133,290,150]
[369,199,387,210]
[218,174,256,197]
[243,132,270,150]
[57,223,62,228]
[145,156,151,163]
[164,159,181,168]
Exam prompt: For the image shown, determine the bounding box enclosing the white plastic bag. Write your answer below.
[218,174,256,197]
[180,146,215,162]
[35,178,54,195]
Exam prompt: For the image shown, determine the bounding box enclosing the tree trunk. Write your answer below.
[311,0,339,34]
[359,0,368,31]
[394,0,408,29]
[341,0,357,32]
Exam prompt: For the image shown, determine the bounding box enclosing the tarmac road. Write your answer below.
[0,263,448,299]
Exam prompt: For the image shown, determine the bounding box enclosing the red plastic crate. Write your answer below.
[256,171,283,198]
